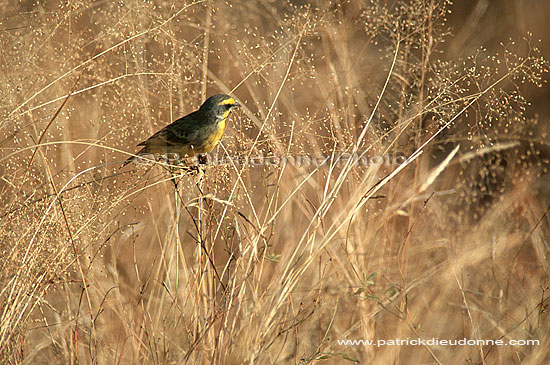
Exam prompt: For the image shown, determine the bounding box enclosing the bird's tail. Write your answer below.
[121,147,146,168]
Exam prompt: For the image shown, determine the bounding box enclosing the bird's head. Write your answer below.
[201,94,241,120]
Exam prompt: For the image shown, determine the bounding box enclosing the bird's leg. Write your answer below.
[197,153,209,165]
[197,153,210,175]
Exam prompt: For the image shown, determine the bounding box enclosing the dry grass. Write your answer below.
[1,0,549,363]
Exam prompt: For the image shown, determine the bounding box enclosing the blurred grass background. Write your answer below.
[1,0,549,363]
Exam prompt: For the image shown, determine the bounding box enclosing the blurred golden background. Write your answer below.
[1,0,549,363]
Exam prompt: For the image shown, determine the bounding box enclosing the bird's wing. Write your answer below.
[137,112,198,147]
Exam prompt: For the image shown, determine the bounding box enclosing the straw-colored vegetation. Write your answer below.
[1,0,549,363]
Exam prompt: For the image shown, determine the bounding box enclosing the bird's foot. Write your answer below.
[197,154,209,165]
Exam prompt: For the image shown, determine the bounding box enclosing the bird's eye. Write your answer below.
[225,104,233,109]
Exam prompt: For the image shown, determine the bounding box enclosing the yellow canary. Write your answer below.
[124,94,240,166]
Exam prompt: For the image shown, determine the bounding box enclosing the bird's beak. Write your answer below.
[234,101,242,108]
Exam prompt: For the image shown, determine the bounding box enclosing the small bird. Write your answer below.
[123,94,240,166]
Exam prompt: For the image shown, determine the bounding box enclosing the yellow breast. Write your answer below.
[203,118,226,152]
